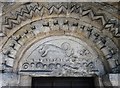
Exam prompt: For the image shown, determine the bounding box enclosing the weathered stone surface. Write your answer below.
[0,53,3,71]
[109,74,120,86]
[19,75,31,86]
[19,36,105,76]
[0,73,2,88]
[0,2,119,87]
[1,73,19,86]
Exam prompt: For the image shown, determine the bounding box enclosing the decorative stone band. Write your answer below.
[2,2,119,38]
[1,17,119,73]
[1,3,120,74]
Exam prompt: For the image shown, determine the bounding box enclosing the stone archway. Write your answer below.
[18,35,105,87]
[1,2,119,87]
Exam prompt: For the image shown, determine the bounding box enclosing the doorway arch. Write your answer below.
[1,2,119,87]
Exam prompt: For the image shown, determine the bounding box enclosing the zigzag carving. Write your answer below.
[104,19,117,28]
[4,3,42,29]
[82,9,106,25]
[104,19,119,37]
[49,5,68,14]
[3,3,119,37]
[70,5,82,13]
[4,3,106,29]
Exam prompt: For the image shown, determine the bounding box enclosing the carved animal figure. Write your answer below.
[38,44,68,62]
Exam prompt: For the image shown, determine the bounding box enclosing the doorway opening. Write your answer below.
[32,77,96,88]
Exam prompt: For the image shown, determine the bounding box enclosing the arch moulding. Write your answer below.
[1,2,120,87]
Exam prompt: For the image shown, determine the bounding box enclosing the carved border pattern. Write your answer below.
[1,3,120,74]
[2,17,119,73]
[2,2,119,38]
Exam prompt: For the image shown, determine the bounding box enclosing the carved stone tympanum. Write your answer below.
[19,36,105,77]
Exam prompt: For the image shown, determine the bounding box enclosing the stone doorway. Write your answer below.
[32,77,95,88]
[1,2,119,88]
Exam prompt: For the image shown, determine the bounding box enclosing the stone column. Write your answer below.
[97,77,105,88]
[19,75,32,87]
[102,74,113,87]
[93,75,104,88]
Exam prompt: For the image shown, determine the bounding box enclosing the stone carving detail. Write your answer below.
[19,36,105,76]
[2,2,119,38]
[1,3,119,73]
[1,17,119,73]
[104,19,120,37]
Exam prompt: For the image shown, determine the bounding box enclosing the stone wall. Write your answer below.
[0,1,120,87]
